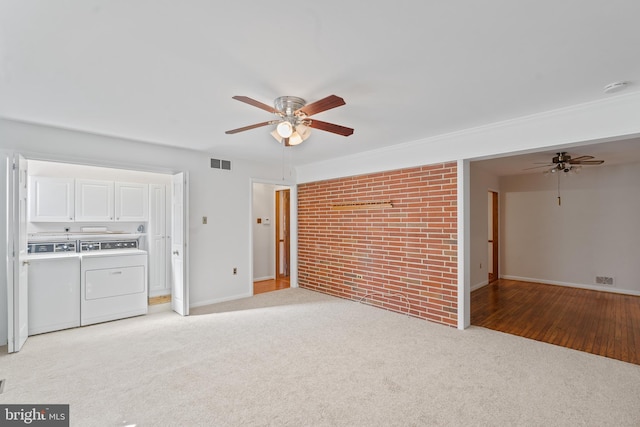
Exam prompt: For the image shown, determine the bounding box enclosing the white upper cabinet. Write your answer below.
[115,182,149,221]
[31,178,149,223]
[29,176,75,222]
[75,179,114,222]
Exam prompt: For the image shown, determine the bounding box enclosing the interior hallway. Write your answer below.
[471,279,640,365]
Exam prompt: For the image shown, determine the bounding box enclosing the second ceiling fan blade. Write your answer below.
[568,155,594,162]
[308,119,354,136]
[523,164,553,170]
[297,95,346,117]
[232,96,279,114]
[225,121,275,134]
[572,160,604,165]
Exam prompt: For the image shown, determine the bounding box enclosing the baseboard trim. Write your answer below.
[253,276,275,282]
[501,275,640,296]
[189,292,253,309]
[471,280,489,291]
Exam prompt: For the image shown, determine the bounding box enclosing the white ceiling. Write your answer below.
[1,1,640,169]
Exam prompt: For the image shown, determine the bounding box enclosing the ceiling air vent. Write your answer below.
[211,158,231,171]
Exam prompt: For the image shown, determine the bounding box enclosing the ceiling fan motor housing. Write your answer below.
[274,96,306,116]
[553,152,570,164]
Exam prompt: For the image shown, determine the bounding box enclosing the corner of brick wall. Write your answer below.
[297,162,458,327]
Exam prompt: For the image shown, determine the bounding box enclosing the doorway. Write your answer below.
[5,155,190,352]
[488,190,498,283]
[252,182,292,295]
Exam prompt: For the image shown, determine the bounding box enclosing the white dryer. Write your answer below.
[80,240,148,326]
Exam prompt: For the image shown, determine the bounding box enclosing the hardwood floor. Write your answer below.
[148,295,171,305]
[471,279,640,365]
[253,277,290,295]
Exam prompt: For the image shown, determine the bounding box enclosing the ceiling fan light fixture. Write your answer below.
[276,121,293,138]
[288,132,303,146]
[296,123,311,140]
[270,129,283,143]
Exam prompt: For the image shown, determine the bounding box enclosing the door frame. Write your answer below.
[488,190,499,283]
[275,189,290,279]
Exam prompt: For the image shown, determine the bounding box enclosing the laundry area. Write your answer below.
[23,160,173,336]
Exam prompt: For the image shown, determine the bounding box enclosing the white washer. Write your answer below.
[27,242,81,335]
[80,240,148,326]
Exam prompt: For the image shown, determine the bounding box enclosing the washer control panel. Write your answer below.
[28,242,77,254]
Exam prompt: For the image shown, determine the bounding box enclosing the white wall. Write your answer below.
[1,118,294,344]
[500,162,640,294]
[469,164,500,290]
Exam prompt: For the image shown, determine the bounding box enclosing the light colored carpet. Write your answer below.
[1,288,639,426]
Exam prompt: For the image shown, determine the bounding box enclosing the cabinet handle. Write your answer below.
[173,251,179,256]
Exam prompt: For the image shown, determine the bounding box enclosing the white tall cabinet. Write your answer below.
[148,184,170,296]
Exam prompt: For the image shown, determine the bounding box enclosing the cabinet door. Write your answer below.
[75,179,114,221]
[29,177,75,222]
[115,182,149,221]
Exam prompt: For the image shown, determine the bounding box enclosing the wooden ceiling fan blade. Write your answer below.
[308,119,354,137]
[225,121,274,134]
[523,164,553,170]
[232,96,279,114]
[569,155,594,162]
[572,160,604,165]
[296,95,346,117]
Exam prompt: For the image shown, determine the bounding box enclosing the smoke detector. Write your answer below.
[603,81,628,94]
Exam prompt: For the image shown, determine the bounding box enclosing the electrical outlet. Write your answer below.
[202,216,208,224]
[355,274,363,279]
[233,267,237,275]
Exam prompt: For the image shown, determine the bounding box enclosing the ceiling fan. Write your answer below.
[525,152,604,173]
[525,152,604,206]
[225,95,354,146]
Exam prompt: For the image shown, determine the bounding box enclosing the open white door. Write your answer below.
[170,172,189,316]
[7,154,28,353]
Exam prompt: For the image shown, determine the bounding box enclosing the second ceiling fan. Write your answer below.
[225,94,354,146]
[525,152,604,173]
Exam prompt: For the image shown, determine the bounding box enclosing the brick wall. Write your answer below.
[297,162,458,327]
